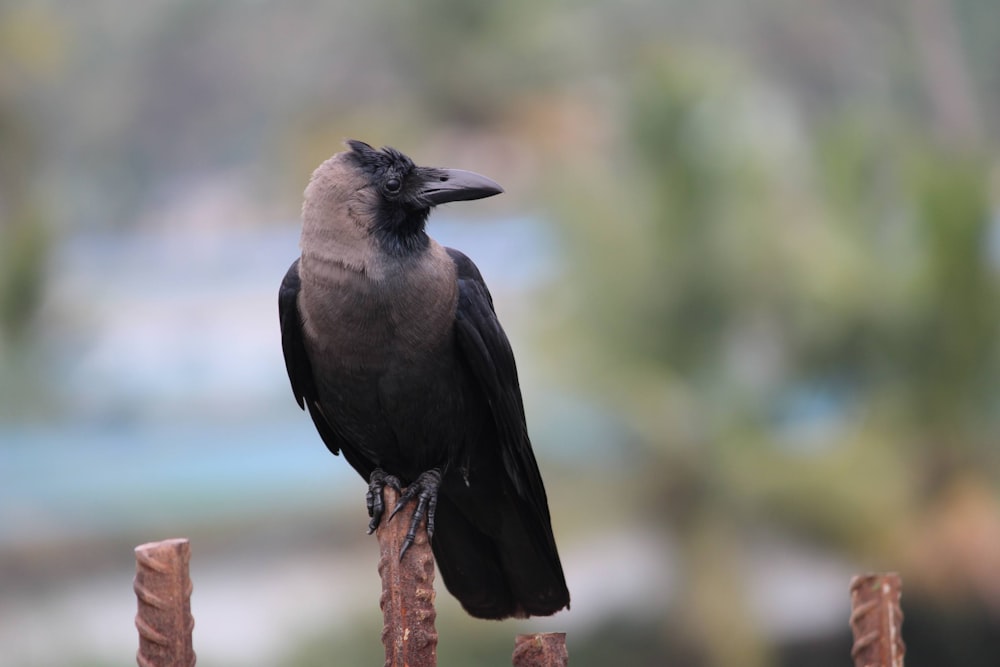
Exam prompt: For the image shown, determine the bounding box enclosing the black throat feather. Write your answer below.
[372,204,430,257]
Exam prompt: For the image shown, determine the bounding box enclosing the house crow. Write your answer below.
[279,140,570,619]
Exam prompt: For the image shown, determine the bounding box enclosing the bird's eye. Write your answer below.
[385,177,402,194]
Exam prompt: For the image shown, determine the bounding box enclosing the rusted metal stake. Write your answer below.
[849,573,905,667]
[376,485,438,667]
[133,538,196,667]
[513,632,568,667]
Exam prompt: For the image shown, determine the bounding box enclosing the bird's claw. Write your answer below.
[388,468,442,560]
[367,469,402,534]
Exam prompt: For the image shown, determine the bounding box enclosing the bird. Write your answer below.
[278,139,570,619]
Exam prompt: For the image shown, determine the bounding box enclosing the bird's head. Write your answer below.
[302,140,503,258]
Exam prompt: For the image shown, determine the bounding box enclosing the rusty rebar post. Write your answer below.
[376,485,438,667]
[513,632,568,667]
[850,573,905,667]
[133,538,196,667]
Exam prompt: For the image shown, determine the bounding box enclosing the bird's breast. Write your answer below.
[297,242,459,371]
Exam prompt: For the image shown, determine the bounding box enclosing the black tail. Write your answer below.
[430,493,569,619]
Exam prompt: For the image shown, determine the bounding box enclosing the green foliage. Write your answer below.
[377,0,562,124]
[903,151,996,426]
[0,10,53,352]
[0,210,49,343]
[550,33,1000,566]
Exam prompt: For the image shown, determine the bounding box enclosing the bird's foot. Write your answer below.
[388,468,442,560]
[366,468,402,535]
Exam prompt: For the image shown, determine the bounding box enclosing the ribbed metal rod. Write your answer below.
[376,485,438,667]
[850,573,905,667]
[513,632,568,667]
[134,538,196,667]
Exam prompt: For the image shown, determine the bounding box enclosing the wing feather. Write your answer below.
[446,248,551,518]
[279,259,346,456]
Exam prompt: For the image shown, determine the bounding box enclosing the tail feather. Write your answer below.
[430,494,569,619]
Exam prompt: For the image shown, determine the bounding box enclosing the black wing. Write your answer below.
[445,248,555,535]
[278,259,347,457]
[444,247,568,617]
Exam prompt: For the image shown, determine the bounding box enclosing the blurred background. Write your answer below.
[2,0,1000,665]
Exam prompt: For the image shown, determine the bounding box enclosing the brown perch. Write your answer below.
[376,484,439,667]
[850,573,905,667]
[133,537,196,667]
[513,632,569,667]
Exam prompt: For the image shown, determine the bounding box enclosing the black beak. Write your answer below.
[418,168,504,206]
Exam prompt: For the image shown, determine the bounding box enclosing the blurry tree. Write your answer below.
[0,112,47,345]
[0,4,61,413]
[543,5,1000,659]
[378,0,566,125]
